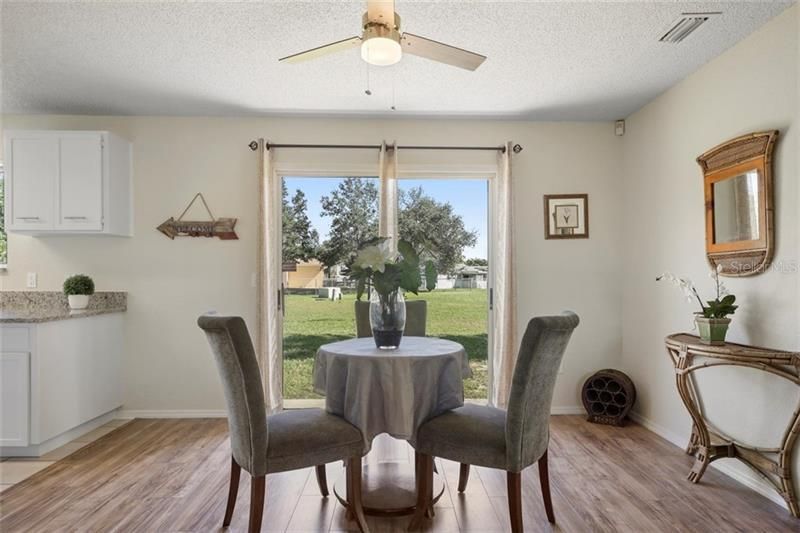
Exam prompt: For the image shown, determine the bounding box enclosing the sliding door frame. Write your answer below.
[276,163,498,404]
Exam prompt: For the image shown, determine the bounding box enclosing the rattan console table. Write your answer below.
[665,333,800,517]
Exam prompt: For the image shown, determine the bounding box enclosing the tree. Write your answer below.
[318,178,379,269]
[465,258,488,267]
[398,187,477,275]
[282,183,319,263]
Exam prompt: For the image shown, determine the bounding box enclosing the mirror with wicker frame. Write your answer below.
[697,130,778,277]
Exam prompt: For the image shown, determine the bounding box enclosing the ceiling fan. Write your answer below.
[278,0,486,71]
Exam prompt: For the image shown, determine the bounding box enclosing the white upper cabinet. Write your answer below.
[58,134,104,231]
[8,136,58,230]
[4,130,132,236]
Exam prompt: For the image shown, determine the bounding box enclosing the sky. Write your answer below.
[283,177,488,260]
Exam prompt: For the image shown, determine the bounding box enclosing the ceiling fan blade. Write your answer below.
[367,0,395,25]
[400,33,486,71]
[279,36,362,63]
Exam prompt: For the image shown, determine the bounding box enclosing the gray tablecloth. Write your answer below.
[313,336,471,448]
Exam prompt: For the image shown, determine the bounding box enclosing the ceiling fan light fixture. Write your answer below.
[279,1,485,71]
[361,36,402,66]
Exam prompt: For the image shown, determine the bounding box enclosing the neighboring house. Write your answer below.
[285,260,325,289]
[432,265,489,290]
[454,265,488,289]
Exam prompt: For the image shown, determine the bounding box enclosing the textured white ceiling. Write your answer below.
[1,1,794,120]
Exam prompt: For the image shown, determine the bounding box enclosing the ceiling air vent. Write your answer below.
[659,12,720,44]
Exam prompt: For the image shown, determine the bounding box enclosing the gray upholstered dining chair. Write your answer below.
[197,315,370,533]
[409,312,579,533]
[355,300,427,338]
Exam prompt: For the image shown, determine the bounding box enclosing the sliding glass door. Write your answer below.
[397,178,490,399]
[281,176,379,400]
[281,174,491,402]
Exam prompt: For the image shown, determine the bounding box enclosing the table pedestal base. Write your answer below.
[333,461,445,517]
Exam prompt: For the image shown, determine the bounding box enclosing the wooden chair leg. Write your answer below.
[345,460,354,521]
[408,453,433,531]
[425,455,435,518]
[414,451,421,499]
[248,475,265,533]
[413,451,436,519]
[223,457,241,527]
[507,471,523,533]
[347,457,369,533]
[315,464,329,497]
[538,449,556,524]
[457,463,470,493]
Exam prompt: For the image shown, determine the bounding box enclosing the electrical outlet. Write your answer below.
[26,272,38,288]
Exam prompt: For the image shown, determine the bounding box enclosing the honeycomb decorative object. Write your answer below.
[581,369,636,426]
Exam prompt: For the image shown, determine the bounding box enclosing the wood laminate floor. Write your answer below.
[0,416,795,532]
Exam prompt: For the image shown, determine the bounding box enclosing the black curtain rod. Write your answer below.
[247,141,522,154]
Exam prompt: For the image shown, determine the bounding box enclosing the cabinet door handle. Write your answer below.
[17,216,40,220]
[63,216,88,220]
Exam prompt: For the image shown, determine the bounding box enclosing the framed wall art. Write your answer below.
[544,194,589,239]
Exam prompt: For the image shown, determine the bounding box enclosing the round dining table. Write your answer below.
[313,336,471,516]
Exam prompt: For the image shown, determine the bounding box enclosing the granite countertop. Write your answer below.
[0,291,127,324]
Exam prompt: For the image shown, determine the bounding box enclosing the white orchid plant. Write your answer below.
[657,265,738,319]
[349,238,437,300]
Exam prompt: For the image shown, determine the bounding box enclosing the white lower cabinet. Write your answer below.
[0,352,30,447]
[0,314,123,455]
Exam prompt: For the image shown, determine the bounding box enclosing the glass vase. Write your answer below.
[369,289,406,349]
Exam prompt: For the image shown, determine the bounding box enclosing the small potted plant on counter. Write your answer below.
[64,274,95,310]
[657,266,738,345]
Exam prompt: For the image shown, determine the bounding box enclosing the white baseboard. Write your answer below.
[117,409,227,419]
[628,411,788,511]
[1,410,119,458]
[550,405,585,415]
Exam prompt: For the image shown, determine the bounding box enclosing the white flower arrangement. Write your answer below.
[353,239,395,273]
[657,264,737,319]
[349,238,437,300]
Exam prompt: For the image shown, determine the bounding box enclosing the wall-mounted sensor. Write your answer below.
[615,120,626,137]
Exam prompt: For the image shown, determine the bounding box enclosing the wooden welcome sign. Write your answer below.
[157,193,239,240]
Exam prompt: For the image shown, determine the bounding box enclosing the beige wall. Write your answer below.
[0,115,624,414]
[621,6,798,506]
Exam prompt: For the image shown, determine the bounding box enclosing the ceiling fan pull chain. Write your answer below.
[391,67,396,111]
[365,61,372,96]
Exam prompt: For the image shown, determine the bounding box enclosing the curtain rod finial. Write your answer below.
[512,144,523,154]
[248,141,258,151]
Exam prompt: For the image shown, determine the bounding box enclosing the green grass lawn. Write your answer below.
[283,289,488,399]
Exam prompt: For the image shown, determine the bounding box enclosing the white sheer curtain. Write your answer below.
[378,141,399,248]
[256,139,283,413]
[491,141,517,408]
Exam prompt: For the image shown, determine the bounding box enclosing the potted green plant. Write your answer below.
[63,274,95,310]
[349,238,437,349]
[657,266,738,345]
